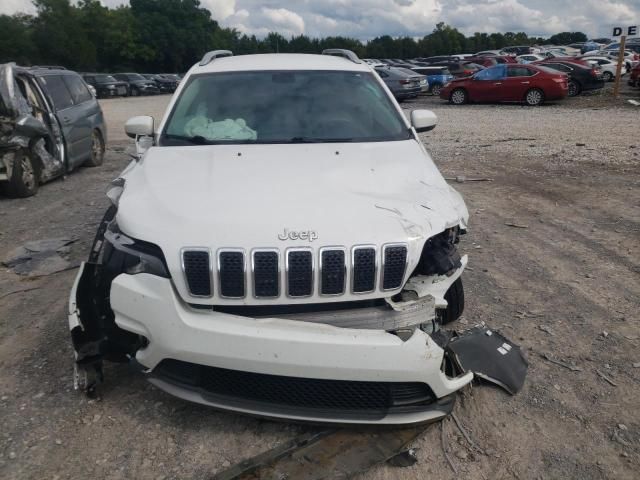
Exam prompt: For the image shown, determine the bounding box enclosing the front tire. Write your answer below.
[439,278,465,324]
[568,80,581,97]
[603,71,613,82]
[450,88,467,105]
[0,148,40,198]
[431,84,442,96]
[130,87,138,97]
[525,88,544,106]
[85,129,105,167]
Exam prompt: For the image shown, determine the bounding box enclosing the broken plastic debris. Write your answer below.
[3,237,76,276]
[446,326,528,395]
[387,448,419,467]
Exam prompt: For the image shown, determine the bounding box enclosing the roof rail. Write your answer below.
[321,49,362,64]
[30,65,67,70]
[199,50,233,66]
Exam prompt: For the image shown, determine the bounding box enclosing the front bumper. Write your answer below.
[69,259,472,424]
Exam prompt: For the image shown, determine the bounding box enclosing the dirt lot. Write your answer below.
[1,89,639,479]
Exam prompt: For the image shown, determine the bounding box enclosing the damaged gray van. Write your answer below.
[0,64,107,197]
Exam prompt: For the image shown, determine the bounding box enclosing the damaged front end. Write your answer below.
[0,63,65,197]
[69,201,526,423]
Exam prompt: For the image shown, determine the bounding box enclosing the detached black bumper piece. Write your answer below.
[446,326,528,395]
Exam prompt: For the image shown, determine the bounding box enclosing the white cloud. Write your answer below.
[200,0,236,20]
[1,0,638,40]
[261,7,305,34]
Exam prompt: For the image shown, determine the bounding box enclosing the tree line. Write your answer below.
[0,0,588,73]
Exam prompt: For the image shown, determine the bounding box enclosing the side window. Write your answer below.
[38,75,73,111]
[508,67,534,77]
[63,74,92,104]
[474,65,506,80]
[552,63,572,72]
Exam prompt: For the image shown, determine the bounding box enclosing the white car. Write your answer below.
[68,50,479,424]
[580,56,620,81]
[583,49,638,71]
[517,54,546,64]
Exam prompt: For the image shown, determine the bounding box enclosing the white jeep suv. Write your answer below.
[69,49,473,425]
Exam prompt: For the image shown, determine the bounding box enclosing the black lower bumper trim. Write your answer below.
[151,359,450,422]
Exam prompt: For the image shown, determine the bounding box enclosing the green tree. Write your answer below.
[0,14,36,64]
[32,0,95,69]
[547,32,588,45]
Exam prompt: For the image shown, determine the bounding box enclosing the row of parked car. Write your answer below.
[81,72,182,98]
[367,40,640,105]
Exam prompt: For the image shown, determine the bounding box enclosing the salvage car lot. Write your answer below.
[1,93,639,478]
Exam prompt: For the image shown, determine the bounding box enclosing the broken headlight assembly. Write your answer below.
[103,223,170,278]
[415,227,463,276]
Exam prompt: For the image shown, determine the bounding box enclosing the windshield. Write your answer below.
[95,75,117,83]
[160,70,411,145]
[127,74,145,81]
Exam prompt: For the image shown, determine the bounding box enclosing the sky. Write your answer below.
[1,0,638,40]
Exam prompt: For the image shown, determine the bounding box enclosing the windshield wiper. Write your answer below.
[289,137,355,143]
[162,134,210,145]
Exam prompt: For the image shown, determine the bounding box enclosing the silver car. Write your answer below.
[0,64,107,197]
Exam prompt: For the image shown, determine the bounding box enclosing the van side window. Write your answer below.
[38,75,74,110]
[63,74,93,104]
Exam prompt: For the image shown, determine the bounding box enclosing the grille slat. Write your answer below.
[382,245,407,290]
[352,247,376,293]
[321,249,346,295]
[287,250,313,297]
[182,250,211,297]
[253,251,279,298]
[155,359,436,412]
[219,251,245,298]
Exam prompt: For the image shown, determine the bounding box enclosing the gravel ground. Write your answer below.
[0,89,639,479]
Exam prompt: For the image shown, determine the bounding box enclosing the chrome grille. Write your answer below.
[382,244,408,290]
[286,249,314,297]
[218,250,245,298]
[320,248,346,295]
[352,246,376,293]
[182,249,212,297]
[252,250,279,298]
[182,244,408,299]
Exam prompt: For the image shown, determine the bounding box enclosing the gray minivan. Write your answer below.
[0,64,107,197]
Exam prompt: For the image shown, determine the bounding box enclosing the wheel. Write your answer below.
[568,80,581,97]
[85,129,105,167]
[431,84,442,96]
[450,88,467,105]
[439,278,465,324]
[0,148,39,198]
[130,87,138,97]
[603,71,613,82]
[524,88,544,106]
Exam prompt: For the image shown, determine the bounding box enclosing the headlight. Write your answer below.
[106,85,116,89]
[104,226,170,278]
[416,227,462,276]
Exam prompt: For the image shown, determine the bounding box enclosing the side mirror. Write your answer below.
[124,116,154,139]
[411,109,437,133]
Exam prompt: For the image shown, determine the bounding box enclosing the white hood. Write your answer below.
[117,139,468,305]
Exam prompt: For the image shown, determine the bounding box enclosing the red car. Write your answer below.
[628,63,640,87]
[470,55,517,65]
[440,64,568,106]
[534,57,592,67]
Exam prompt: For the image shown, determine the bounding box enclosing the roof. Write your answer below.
[191,53,372,74]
